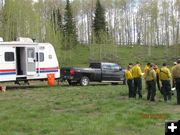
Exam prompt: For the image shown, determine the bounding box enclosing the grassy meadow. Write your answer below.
[0,45,179,135]
[0,82,180,135]
[55,44,180,67]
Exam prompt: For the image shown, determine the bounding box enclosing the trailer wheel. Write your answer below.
[80,76,89,86]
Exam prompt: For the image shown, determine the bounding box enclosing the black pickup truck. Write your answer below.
[60,62,125,86]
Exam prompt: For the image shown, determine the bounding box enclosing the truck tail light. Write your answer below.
[70,69,75,75]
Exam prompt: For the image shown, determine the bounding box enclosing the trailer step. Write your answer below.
[15,77,29,85]
[16,77,27,81]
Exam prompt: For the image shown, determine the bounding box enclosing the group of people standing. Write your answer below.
[125,59,180,105]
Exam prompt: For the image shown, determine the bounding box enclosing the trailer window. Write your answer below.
[27,48,34,58]
[36,52,44,62]
[5,52,14,62]
[39,53,44,62]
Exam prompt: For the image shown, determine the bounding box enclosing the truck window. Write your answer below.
[111,64,120,71]
[89,63,101,69]
[102,63,120,71]
[5,52,14,62]
[102,64,111,70]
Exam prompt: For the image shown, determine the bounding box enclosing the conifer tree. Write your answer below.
[63,0,77,50]
[93,0,107,44]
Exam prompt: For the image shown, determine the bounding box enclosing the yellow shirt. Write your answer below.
[154,65,160,76]
[132,65,142,78]
[159,66,171,80]
[172,64,180,78]
[144,65,149,73]
[125,69,133,80]
[145,68,156,81]
[143,65,149,79]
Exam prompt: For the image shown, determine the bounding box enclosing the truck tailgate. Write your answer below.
[60,67,72,76]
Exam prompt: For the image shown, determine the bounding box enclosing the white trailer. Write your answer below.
[0,37,60,83]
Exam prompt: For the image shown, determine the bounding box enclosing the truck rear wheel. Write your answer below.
[80,76,89,86]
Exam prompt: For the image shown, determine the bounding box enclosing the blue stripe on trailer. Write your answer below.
[37,70,59,73]
[0,72,16,75]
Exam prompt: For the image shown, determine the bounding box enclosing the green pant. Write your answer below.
[161,80,171,101]
[133,77,142,98]
[146,80,156,101]
[127,79,134,98]
[175,78,180,105]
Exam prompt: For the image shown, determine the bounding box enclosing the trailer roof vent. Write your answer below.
[0,37,3,42]
[16,37,33,43]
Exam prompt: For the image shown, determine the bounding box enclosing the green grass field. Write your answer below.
[0,45,179,135]
[55,44,180,67]
[0,82,179,135]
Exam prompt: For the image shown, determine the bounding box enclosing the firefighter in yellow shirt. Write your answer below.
[153,64,161,93]
[172,59,180,105]
[144,63,156,101]
[132,62,143,98]
[143,63,151,96]
[143,63,150,79]
[125,65,134,98]
[159,63,172,102]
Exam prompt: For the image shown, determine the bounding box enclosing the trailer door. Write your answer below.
[26,47,36,75]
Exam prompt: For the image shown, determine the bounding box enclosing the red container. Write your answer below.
[47,73,55,86]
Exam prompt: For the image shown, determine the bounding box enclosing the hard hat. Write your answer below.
[173,62,177,65]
